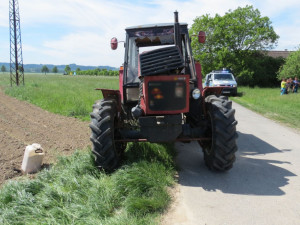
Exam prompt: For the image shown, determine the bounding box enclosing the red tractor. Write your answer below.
[90,12,238,172]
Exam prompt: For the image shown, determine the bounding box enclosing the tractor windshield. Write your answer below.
[128,27,175,47]
[125,24,194,84]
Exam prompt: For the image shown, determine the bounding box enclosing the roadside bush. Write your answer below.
[277,47,300,80]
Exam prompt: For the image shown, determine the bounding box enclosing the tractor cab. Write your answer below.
[124,23,197,84]
[117,23,201,119]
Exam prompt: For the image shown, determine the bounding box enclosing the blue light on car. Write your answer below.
[222,68,230,73]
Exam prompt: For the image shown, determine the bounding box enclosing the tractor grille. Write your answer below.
[139,46,184,76]
[148,80,186,111]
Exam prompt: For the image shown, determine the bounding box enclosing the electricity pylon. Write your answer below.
[9,0,24,86]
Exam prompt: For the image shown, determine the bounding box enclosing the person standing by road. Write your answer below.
[286,78,292,94]
[281,78,287,95]
[290,78,294,93]
[293,77,299,93]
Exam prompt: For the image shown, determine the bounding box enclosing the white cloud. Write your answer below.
[18,0,254,66]
[249,0,300,51]
[251,0,300,17]
[274,25,300,51]
[23,32,125,66]
[1,0,299,66]
[0,2,8,27]
[149,0,252,23]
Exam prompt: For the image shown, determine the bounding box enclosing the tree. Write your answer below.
[52,66,58,73]
[190,5,279,85]
[1,65,6,73]
[102,69,108,75]
[64,65,71,75]
[41,65,49,75]
[18,66,24,73]
[278,47,300,80]
[76,68,81,74]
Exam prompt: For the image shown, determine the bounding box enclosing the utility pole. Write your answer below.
[9,0,24,86]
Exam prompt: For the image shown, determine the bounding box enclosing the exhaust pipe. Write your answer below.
[174,11,182,53]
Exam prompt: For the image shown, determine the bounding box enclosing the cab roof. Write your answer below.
[125,23,188,31]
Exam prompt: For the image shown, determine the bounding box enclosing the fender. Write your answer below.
[95,88,122,112]
[202,86,223,97]
[201,86,224,116]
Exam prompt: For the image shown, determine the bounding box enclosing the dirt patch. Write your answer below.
[0,90,91,186]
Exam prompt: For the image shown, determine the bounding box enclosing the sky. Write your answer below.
[0,0,299,67]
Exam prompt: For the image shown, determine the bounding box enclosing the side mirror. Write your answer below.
[111,37,118,50]
[198,31,206,44]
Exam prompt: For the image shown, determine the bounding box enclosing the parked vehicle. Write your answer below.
[204,69,237,95]
[89,12,238,172]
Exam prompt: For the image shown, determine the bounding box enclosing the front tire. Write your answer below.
[203,95,238,171]
[89,99,125,172]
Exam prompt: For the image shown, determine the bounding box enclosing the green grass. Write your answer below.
[0,73,118,121]
[232,86,300,129]
[0,143,175,225]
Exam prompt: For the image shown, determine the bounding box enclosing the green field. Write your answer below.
[0,73,118,121]
[232,86,300,130]
[0,73,175,224]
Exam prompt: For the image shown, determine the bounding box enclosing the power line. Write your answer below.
[9,0,24,86]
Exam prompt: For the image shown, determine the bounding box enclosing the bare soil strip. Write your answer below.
[0,90,91,186]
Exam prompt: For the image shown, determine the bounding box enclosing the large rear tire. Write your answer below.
[89,99,125,172]
[203,95,238,171]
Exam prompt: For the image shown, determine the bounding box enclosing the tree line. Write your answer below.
[1,65,24,73]
[40,65,118,76]
[190,5,299,87]
[76,68,119,76]
[2,64,118,76]
[1,65,6,73]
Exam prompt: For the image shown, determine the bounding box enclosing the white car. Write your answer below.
[204,69,237,95]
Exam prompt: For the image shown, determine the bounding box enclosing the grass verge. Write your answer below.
[0,143,175,225]
[232,86,300,130]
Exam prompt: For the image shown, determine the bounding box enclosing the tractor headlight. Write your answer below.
[192,88,201,99]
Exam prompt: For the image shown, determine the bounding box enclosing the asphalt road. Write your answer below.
[164,102,300,225]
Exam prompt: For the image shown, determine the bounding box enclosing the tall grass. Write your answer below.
[232,86,300,129]
[0,73,118,120]
[0,143,175,224]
